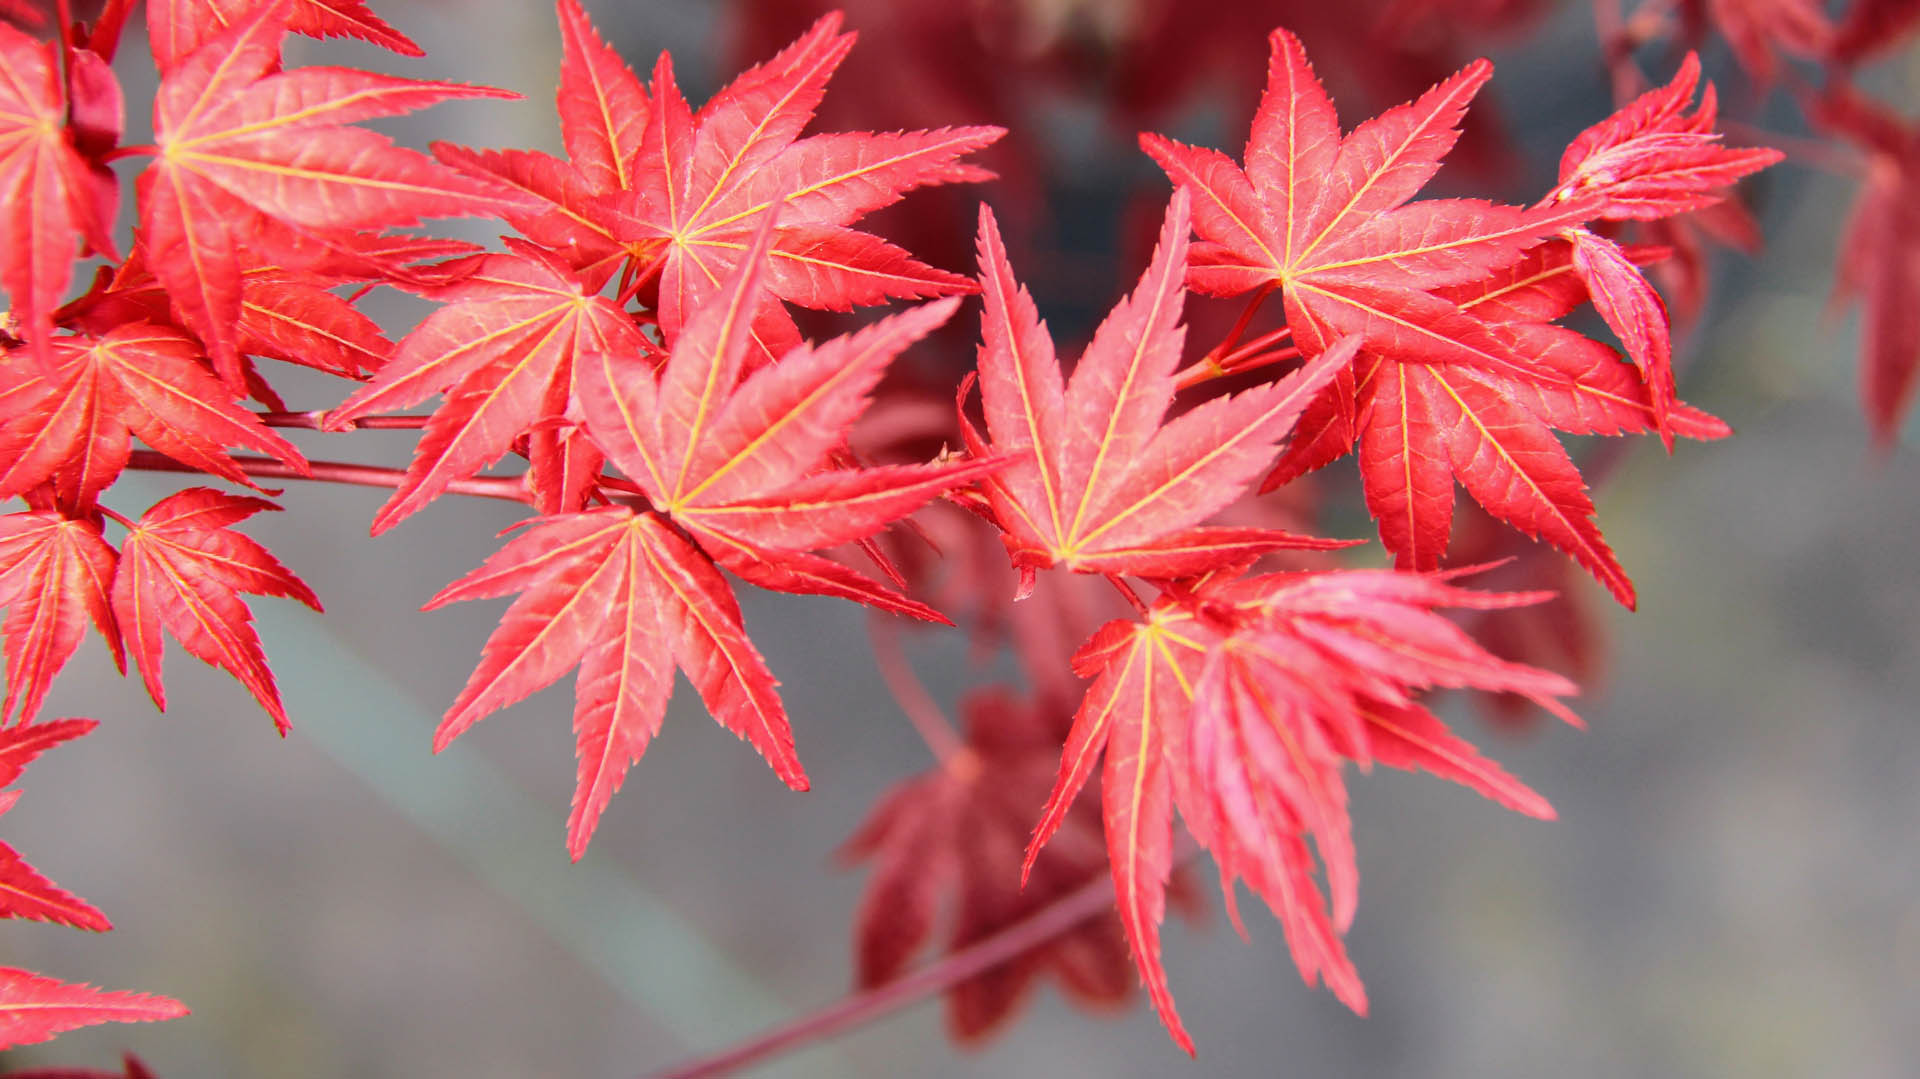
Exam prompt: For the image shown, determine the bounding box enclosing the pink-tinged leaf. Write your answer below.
[1415,364,1636,607]
[0,839,111,931]
[0,717,95,787]
[634,514,806,790]
[970,191,1354,581]
[537,14,994,348]
[0,968,186,1051]
[1102,687,1187,1054]
[0,514,120,725]
[1566,228,1676,447]
[1550,53,1781,222]
[111,489,320,734]
[677,298,960,506]
[554,0,649,193]
[142,1,518,379]
[0,24,117,372]
[147,0,421,74]
[0,323,307,508]
[1362,699,1554,818]
[1357,356,1454,570]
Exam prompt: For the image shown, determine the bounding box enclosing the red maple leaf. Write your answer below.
[324,242,651,531]
[0,21,120,371]
[1025,568,1573,1052]
[426,233,996,858]
[1543,54,1779,439]
[0,512,120,725]
[1140,31,1575,397]
[963,190,1356,589]
[110,487,320,733]
[434,2,1002,362]
[1146,32,1754,605]
[0,323,308,511]
[841,688,1195,1042]
[136,0,517,385]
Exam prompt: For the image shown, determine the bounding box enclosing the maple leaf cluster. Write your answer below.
[0,0,1806,1065]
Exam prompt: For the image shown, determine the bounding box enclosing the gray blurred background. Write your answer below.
[3,1,1918,1076]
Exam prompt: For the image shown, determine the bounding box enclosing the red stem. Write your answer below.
[88,0,138,59]
[866,617,965,767]
[640,869,1122,1079]
[125,451,529,504]
[254,410,431,431]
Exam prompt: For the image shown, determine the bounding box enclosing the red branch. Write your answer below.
[254,410,432,431]
[641,868,1125,1079]
[124,451,529,504]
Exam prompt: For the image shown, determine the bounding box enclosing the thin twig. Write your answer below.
[865,617,966,767]
[640,870,1123,1079]
[254,410,432,431]
[125,451,529,503]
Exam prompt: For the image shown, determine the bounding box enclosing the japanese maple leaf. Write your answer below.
[1269,241,1732,607]
[1542,55,1780,440]
[964,190,1355,589]
[1140,30,1572,388]
[0,512,119,725]
[0,22,120,371]
[841,688,1195,1042]
[1820,87,1920,444]
[0,970,186,1051]
[110,488,320,734]
[324,242,650,531]
[63,246,398,380]
[427,235,995,857]
[434,4,1002,360]
[0,323,307,510]
[0,719,108,930]
[1026,567,1573,1052]
[137,0,518,384]
[146,0,422,74]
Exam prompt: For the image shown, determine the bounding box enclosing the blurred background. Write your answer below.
[2,0,1918,1076]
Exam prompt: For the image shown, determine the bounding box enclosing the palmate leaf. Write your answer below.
[1544,55,1780,439]
[430,234,994,857]
[1141,30,1577,382]
[964,190,1357,587]
[325,244,649,531]
[1025,569,1573,1053]
[435,4,1002,361]
[0,513,120,725]
[1271,242,1732,608]
[1148,30,1764,605]
[0,22,120,371]
[139,0,518,384]
[0,323,307,510]
[111,488,320,734]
